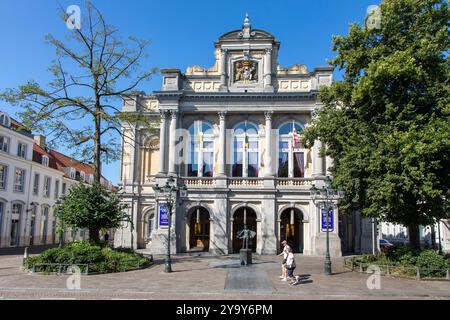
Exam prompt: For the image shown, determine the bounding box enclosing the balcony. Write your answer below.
[147,176,315,191]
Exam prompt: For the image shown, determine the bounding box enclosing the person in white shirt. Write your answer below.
[278,240,291,281]
[285,247,300,285]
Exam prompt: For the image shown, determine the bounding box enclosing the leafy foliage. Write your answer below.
[0,1,156,182]
[55,182,130,243]
[24,241,151,274]
[303,0,450,246]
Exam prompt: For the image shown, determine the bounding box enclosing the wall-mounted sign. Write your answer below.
[159,203,170,228]
[321,208,334,231]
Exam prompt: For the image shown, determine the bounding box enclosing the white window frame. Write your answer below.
[277,122,307,178]
[69,168,76,179]
[80,171,85,182]
[33,173,40,195]
[42,155,49,167]
[0,113,11,127]
[13,168,26,193]
[231,122,260,178]
[0,136,9,153]
[17,142,27,159]
[10,202,23,246]
[43,176,51,198]
[40,206,49,244]
[186,120,215,177]
[0,164,8,190]
[54,179,60,199]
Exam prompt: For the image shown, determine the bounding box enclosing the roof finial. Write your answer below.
[241,13,252,38]
[243,13,250,27]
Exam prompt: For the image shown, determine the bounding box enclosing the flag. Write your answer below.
[292,122,301,149]
[244,134,249,151]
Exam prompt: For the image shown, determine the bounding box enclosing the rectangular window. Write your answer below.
[62,182,67,195]
[0,136,9,153]
[42,156,49,167]
[278,152,289,177]
[248,151,259,177]
[40,207,49,244]
[293,152,305,178]
[232,140,243,177]
[187,141,199,177]
[17,143,27,158]
[203,151,214,177]
[54,180,60,199]
[43,176,51,197]
[33,173,40,195]
[13,168,25,192]
[0,164,7,190]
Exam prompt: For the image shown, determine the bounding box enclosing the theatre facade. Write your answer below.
[114,16,374,256]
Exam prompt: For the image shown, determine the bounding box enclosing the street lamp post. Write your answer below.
[152,176,187,273]
[310,176,344,276]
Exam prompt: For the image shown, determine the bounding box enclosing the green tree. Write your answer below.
[303,0,450,249]
[1,1,156,183]
[55,182,130,243]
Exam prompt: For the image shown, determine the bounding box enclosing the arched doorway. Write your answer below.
[232,207,257,253]
[189,207,210,252]
[280,208,303,253]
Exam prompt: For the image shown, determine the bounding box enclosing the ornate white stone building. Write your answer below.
[114,16,450,255]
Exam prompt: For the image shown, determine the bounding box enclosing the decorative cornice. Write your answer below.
[181,91,319,101]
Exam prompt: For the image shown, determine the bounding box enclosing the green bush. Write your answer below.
[416,250,449,278]
[24,241,151,274]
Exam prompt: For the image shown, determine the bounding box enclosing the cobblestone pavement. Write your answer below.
[0,253,449,300]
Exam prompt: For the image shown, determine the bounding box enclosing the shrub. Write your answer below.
[416,250,449,278]
[24,241,151,274]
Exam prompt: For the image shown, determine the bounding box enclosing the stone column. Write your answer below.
[312,139,325,176]
[264,48,272,89]
[168,110,178,175]
[217,111,227,176]
[264,111,274,177]
[158,111,168,175]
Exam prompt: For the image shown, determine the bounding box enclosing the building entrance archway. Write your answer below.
[280,208,303,253]
[189,207,210,252]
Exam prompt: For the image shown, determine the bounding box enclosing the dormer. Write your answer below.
[0,112,11,127]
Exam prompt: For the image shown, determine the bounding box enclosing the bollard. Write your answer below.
[416,267,421,280]
[446,270,449,280]
[23,247,29,266]
[359,262,363,272]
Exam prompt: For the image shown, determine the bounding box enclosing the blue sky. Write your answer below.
[0,0,380,184]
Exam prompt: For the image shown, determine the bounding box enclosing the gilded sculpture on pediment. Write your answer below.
[234,60,258,83]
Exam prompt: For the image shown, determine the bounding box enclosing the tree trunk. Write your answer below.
[93,112,101,184]
[408,223,420,250]
[89,228,100,244]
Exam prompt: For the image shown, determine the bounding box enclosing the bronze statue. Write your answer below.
[237,225,256,249]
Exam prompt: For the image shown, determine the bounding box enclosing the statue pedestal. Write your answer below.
[239,249,252,266]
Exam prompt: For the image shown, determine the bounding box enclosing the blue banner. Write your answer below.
[321,208,334,231]
[159,203,170,228]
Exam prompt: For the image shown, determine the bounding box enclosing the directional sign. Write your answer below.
[321,208,334,231]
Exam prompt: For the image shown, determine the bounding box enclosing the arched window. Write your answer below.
[40,205,50,244]
[187,121,215,177]
[277,122,306,178]
[232,122,259,177]
[10,202,23,246]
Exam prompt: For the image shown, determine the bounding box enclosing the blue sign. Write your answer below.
[321,208,334,231]
[159,203,170,228]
